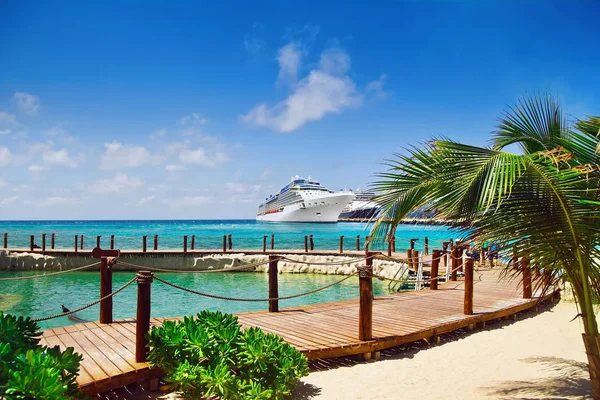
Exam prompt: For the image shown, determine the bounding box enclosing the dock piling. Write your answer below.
[142,236,147,253]
[80,235,84,250]
[42,234,46,254]
[222,235,227,252]
[309,235,314,251]
[3,233,6,249]
[74,235,78,253]
[191,235,195,250]
[304,236,308,252]
[431,250,440,290]
[358,253,373,341]
[30,235,34,252]
[356,235,360,251]
[263,236,267,252]
[153,235,158,251]
[96,236,101,249]
[183,236,188,253]
[228,234,232,250]
[424,237,429,255]
[135,271,153,362]
[339,236,344,254]
[51,233,55,249]
[522,256,532,299]
[464,257,474,315]
[271,234,275,250]
[269,255,279,312]
[100,256,113,324]
[110,235,115,250]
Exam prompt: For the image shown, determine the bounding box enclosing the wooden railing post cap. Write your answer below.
[136,270,153,283]
[91,247,121,259]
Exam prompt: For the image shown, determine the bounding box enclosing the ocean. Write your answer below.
[0,220,456,252]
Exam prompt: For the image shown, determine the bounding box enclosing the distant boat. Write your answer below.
[256,176,355,223]
[338,189,380,220]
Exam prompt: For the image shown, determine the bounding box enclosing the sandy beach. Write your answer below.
[292,301,591,400]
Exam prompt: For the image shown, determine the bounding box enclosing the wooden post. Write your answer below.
[228,234,232,250]
[30,235,34,251]
[80,235,84,250]
[142,236,147,253]
[424,237,429,255]
[42,234,46,253]
[191,235,195,250]
[271,234,274,250]
[263,236,267,253]
[406,249,412,271]
[410,238,418,250]
[442,242,449,273]
[110,235,115,250]
[358,253,373,341]
[153,235,158,250]
[464,257,474,315]
[522,256,532,299]
[183,235,188,253]
[96,236,101,249]
[222,235,227,252]
[74,235,78,253]
[339,236,344,253]
[3,233,6,249]
[356,235,360,251]
[451,247,458,281]
[412,250,419,273]
[268,255,279,312]
[136,270,153,362]
[309,235,314,251]
[431,250,440,290]
[100,257,113,323]
[51,233,55,249]
[304,236,308,252]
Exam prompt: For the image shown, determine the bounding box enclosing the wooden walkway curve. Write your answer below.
[39,269,557,396]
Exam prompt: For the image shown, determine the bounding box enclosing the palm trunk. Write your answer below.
[582,333,600,399]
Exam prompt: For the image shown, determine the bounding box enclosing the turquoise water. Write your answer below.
[0,271,391,330]
[0,220,455,252]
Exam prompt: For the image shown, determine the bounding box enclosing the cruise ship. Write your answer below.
[338,190,381,220]
[256,176,355,222]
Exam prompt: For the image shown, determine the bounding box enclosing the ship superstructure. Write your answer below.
[338,189,381,220]
[256,176,355,222]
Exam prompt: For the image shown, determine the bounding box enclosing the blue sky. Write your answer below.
[0,1,599,219]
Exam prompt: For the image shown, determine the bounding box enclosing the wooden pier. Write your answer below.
[39,268,558,396]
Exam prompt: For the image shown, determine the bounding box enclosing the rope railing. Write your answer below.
[31,276,136,322]
[152,272,358,302]
[0,261,101,281]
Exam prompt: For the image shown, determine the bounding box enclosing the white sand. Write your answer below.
[293,301,592,400]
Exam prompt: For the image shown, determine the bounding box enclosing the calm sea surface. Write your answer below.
[0,220,456,252]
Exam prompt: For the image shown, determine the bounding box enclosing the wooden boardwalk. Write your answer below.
[39,269,556,396]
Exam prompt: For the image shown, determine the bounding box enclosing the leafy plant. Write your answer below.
[147,310,309,399]
[0,312,84,399]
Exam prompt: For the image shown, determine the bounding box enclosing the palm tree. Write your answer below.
[370,94,600,397]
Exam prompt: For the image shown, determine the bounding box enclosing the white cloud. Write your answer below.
[28,196,80,208]
[366,74,389,99]
[0,112,18,125]
[0,147,12,166]
[277,43,302,85]
[0,196,18,206]
[134,195,155,206]
[13,92,40,116]
[179,113,207,126]
[89,173,144,194]
[28,164,48,173]
[242,47,362,132]
[151,128,167,140]
[165,164,186,172]
[42,148,77,168]
[99,142,152,170]
[0,177,6,188]
[0,129,11,135]
[179,148,228,167]
[161,196,210,207]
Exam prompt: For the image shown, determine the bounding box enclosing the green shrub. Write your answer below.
[147,311,309,399]
[0,312,83,399]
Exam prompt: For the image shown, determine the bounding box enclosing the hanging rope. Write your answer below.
[114,257,280,273]
[32,276,136,322]
[0,261,101,281]
[152,272,358,302]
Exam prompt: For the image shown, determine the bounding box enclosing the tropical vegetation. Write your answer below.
[369,94,600,397]
[0,312,83,399]
[146,310,309,399]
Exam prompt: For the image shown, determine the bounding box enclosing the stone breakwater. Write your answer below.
[0,250,406,280]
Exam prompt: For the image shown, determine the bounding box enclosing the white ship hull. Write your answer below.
[257,192,354,223]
